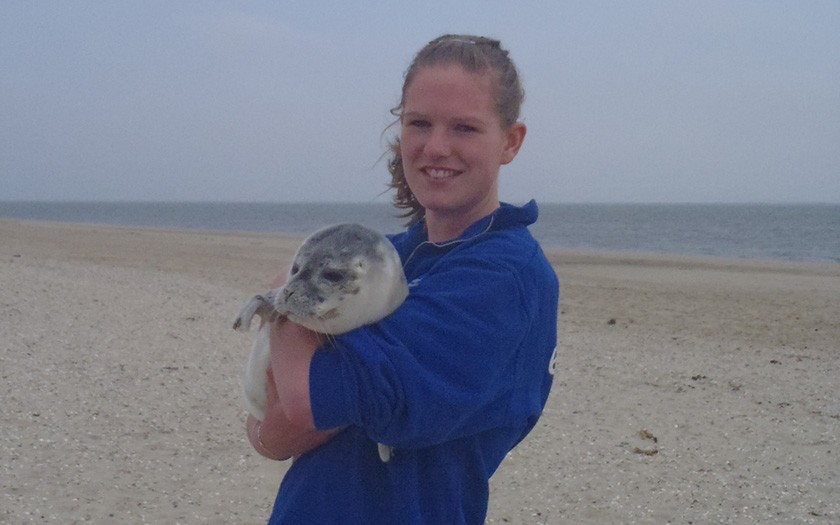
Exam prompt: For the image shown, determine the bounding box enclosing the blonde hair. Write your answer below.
[387,35,525,226]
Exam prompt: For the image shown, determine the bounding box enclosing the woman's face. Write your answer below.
[399,64,525,239]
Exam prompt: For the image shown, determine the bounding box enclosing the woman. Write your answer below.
[247,34,559,524]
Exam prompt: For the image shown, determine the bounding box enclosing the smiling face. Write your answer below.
[399,64,526,242]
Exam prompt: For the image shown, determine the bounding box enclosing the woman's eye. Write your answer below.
[454,124,478,133]
[406,119,430,129]
[321,270,345,283]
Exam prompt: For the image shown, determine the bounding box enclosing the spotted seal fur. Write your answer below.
[233,224,408,462]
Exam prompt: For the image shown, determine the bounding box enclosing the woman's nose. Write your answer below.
[423,128,451,158]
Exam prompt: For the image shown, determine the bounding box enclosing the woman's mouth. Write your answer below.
[423,168,459,180]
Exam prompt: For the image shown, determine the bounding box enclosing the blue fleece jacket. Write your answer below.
[268,201,559,524]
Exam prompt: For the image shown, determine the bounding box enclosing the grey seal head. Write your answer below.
[233,223,408,462]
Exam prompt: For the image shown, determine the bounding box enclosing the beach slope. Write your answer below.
[1,220,837,524]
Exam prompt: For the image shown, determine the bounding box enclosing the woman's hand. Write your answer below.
[246,364,336,460]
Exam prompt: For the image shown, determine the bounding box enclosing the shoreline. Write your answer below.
[2,219,838,523]
[3,217,838,271]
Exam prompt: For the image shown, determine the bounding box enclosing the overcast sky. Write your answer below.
[2,1,838,204]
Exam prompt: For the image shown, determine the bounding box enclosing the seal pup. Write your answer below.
[233,223,408,462]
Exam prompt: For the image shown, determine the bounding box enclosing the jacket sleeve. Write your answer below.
[308,247,552,449]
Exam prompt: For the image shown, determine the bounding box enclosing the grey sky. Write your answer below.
[2,1,838,203]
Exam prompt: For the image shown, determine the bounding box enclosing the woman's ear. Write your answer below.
[500,122,527,165]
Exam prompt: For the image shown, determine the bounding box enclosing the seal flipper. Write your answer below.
[377,443,394,463]
[233,292,282,331]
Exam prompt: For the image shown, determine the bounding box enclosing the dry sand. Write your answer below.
[1,219,838,524]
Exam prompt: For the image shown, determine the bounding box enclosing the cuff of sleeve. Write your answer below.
[309,347,352,431]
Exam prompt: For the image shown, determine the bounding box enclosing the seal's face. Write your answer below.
[274,224,408,335]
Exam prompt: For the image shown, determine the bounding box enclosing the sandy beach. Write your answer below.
[1,219,838,524]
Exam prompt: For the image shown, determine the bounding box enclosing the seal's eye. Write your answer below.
[321,270,345,283]
[290,264,300,275]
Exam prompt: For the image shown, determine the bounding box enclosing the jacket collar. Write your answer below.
[399,200,539,266]
[406,199,538,247]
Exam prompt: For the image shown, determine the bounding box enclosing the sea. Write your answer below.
[1,201,838,264]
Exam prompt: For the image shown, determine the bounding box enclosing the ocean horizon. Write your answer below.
[2,201,838,264]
